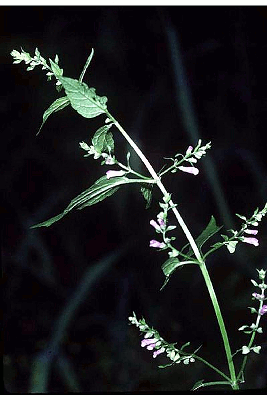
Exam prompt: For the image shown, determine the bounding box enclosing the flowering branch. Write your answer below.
[11,47,267,392]
[159,140,211,177]
[234,269,267,382]
[204,203,267,258]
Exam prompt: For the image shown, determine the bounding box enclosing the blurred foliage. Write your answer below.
[2,5,267,393]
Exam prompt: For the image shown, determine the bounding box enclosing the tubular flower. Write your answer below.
[177,166,199,175]
[244,229,258,235]
[185,145,193,155]
[242,237,259,246]
[149,240,166,249]
[252,293,265,301]
[153,347,165,358]
[150,219,161,231]
[106,170,126,179]
[141,338,158,349]
[259,305,267,316]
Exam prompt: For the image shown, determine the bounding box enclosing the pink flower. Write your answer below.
[150,220,161,231]
[242,237,259,246]
[149,240,166,249]
[177,166,199,175]
[252,293,265,301]
[186,145,193,155]
[153,347,165,358]
[157,217,165,228]
[141,338,158,349]
[104,156,116,165]
[259,305,267,315]
[244,229,258,235]
[106,170,126,179]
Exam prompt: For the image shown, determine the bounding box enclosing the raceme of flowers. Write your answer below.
[149,193,178,257]
[237,269,266,356]
[128,312,196,366]
[217,203,267,254]
[161,140,211,177]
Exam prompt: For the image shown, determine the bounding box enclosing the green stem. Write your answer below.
[237,288,264,381]
[116,161,151,180]
[192,354,231,382]
[107,111,239,390]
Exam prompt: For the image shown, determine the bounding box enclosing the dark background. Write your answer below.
[2,5,267,393]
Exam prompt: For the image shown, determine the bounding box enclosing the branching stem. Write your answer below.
[106,110,239,390]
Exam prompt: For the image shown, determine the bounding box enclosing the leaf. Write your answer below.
[37,96,70,135]
[180,342,191,351]
[79,48,94,83]
[160,257,182,290]
[226,240,238,254]
[248,307,257,314]
[161,257,181,277]
[158,362,175,369]
[186,216,222,257]
[242,346,250,354]
[31,176,145,228]
[58,76,107,119]
[251,279,258,287]
[140,184,153,209]
[49,58,63,76]
[252,345,261,354]
[92,125,114,153]
[192,380,205,391]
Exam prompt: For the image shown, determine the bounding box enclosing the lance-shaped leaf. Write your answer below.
[182,216,222,257]
[79,48,94,83]
[140,184,153,209]
[37,96,70,135]
[92,125,114,153]
[31,176,150,228]
[58,76,107,119]
[160,257,182,290]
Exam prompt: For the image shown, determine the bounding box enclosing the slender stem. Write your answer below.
[237,288,264,381]
[192,354,231,382]
[116,161,151,180]
[107,111,239,389]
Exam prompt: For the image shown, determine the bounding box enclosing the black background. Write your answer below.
[2,5,267,393]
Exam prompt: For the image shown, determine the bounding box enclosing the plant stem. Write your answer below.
[237,287,264,381]
[107,111,239,389]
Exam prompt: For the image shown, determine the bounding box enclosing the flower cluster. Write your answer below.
[11,48,62,87]
[217,203,267,254]
[161,140,211,177]
[235,269,266,356]
[149,193,178,257]
[79,141,116,166]
[128,312,196,366]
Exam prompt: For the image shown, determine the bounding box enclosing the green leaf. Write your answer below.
[180,342,191,351]
[252,345,261,354]
[185,216,222,258]
[161,257,180,277]
[158,362,175,369]
[192,380,231,391]
[251,279,258,287]
[192,380,205,391]
[160,257,182,290]
[37,96,70,135]
[58,76,107,119]
[49,58,63,76]
[92,125,114,153]
[248,307,258,314]
[31,176,146,228]
[140,184,153,209]
[242,346,250,354]
[226,240,238,254]
[79,48,94,83]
